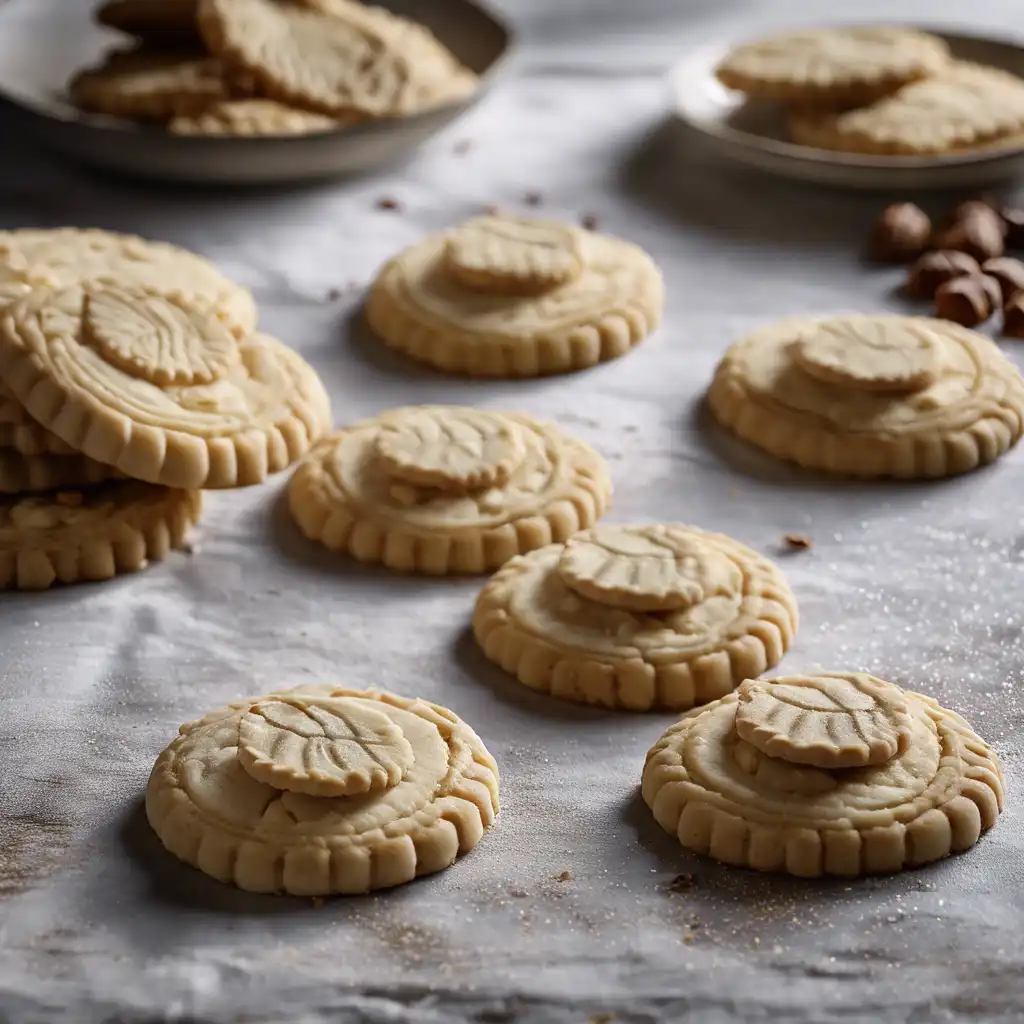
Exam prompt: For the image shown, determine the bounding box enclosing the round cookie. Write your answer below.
[170,99,343,136]
[707,315,1024,479]
[472,524,798,711]
[0,448,120,495]
[145,685,500,895]
[197,0,473,119]
[70,48,229,121]
[366,216,663,378]
[642,672,1004,877]
[0,228,256,337]
[0,482,200,590]
[96,0,200,40]
[715,27,950,106]
[288,406,611,575]
[0,286,332,489]
[788,62,1024,156]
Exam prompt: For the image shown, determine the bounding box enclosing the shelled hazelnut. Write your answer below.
[868,202,931,262]
[931,203,1005,261]
[905,250,980,299]
[934,275,1001,327]
[1003,292,1024,336]
[981,257,1024,304]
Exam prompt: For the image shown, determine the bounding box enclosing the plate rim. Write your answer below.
[671,22,1024,172]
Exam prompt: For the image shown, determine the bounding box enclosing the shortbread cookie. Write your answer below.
[0,228,257,336]
[70,47,229,121]
[0,449,119,495]
[0,383,76,456]
[170,99,342,136]
[0,286,332,489]
[788,62,1024,156]
[0,482,200,590]
[288,406,611,574]
[472,524,798,711]
[707,315,1024,478]
[716,27,949,106]
[367,216,663,377]
[197,0,475,119]
[96,0,200,40]
[642,672,1004,876]
[146,685,500,894]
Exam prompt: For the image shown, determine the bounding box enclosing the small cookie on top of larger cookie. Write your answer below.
[642,671,1003,876]
[708,314,1024,478]
[288,405,612,574]
[716,27,950,106]
[472,523,798,711]
[367,215,663,377]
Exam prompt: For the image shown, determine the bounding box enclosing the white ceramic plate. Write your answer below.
[0,0,513,185]
[671,26,1024,191]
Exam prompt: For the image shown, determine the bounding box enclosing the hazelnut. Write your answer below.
[905,250,980,299]
[1002,207,1024,248]
[1004,292,1024,336]
[981,256,1024,304]
[868,202,931,263]
[949,199,1008,235]
[931,206,1005,261]
[934,274,1001,327]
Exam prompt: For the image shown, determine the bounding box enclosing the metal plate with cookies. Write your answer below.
[0,0,513,185]
[671,25,1024,191]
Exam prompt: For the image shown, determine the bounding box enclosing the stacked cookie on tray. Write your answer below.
[716,26,1024,157]
[0,228,331,590]
[70,0,478,137]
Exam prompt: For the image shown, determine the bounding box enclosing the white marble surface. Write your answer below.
[3,1,1024,1022]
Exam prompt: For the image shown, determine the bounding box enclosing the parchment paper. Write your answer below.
[2,1,1024,1021]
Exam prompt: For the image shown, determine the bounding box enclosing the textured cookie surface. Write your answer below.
[0,228,256,336]
[288,405,611,574]
[146,685,500,895]
[367,216,663,377]
[472,523,798,711]
[170,99,342,135]
[716,27,949,105]
[788,62,1024,156]
[70,48,228,121]
[642,672,1004,876]
[0,482,200,590]
[708,315,1024,478]
[197,0,475,118]
[0,287,332,489]
[0,448,120,495]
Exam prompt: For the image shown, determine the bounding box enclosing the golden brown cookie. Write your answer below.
[170,99,343,135]
[707,315,1024,478]
[472,524,798,711]
[788,62,1024,156]
[0,286,332,489]
[0,448,120,495]
[96,0,200,40]
[642,672,1004,876]
[69,47,229,121]
[146,685,500,894]
[366,216,663,378]
[0,381,76,457]
[0,228,256,337]
[716,27,950,106]
[197,0,475,118]
[0,482,200,590]
[288,406,612,575]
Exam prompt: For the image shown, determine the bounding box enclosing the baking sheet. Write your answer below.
[3,0,1024,1020]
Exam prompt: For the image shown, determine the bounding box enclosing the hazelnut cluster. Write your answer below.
[869,199,1024,335]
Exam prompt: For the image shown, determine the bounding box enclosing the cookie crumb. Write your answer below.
[376,197,400,211]
[556,869,573,882]
[509,885,528,898]
[581,213,599,230]
[454,139,473,155]
[665,872,695,892]
[783,533,813,550]
[524,190,543,207]
[683,933,695,945]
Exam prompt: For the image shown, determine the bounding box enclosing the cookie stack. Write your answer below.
[716,27,1024,157]
[0,228,331,590]
[71,0,478,137]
